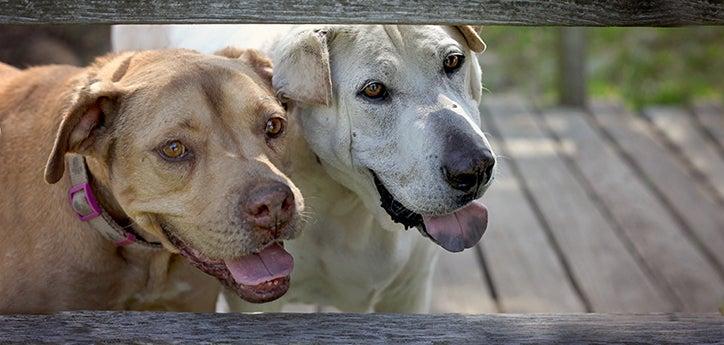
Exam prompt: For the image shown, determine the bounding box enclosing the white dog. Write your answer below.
[113,25,495,312]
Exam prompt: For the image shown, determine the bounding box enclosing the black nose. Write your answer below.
[442,148,495,193]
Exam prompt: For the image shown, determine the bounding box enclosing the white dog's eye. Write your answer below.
[360,81,388,101]
[443,53,465,75]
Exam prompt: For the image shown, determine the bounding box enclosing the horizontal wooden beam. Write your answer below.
[0,312,722,343]
[0,1,722,25]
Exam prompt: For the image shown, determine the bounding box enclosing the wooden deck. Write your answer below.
[261,95,724,314]
[429,95,724,314]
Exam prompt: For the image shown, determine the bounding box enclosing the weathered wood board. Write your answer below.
[543,107,724,312]
[692,102,724,155]
[484,95,672,312]
[480,136,586,312]
[0,312,721,344]
[0,0,722,25]
[644,106,724,203]
[591,102,724,273]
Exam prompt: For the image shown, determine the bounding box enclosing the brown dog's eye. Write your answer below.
[265,117,286,139]
[159,140,189,160]
[360,81,387,100]
[443,53,465,74]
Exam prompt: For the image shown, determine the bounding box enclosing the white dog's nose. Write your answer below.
[442,148,495,193]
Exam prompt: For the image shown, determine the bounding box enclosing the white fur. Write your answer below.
[113,24,493,312]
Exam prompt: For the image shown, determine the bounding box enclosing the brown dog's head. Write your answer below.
[44,49,304,303]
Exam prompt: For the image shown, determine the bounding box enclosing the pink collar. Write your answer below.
[67,154,162,250]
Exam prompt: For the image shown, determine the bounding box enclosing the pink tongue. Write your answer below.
[224,243,294,286]
[422,200,488,253]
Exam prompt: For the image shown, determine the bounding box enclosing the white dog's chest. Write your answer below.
[283,192,422,311]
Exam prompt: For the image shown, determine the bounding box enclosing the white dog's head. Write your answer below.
[272,25,495,252]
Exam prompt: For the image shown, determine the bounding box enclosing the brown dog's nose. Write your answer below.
[243,182,295,230]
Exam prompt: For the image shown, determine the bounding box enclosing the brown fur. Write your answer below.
[0,62,18,79]
[216,47,273,83]
[0,48,301,313]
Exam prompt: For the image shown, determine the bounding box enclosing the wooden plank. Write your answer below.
[0,312,721,344]
[558,27,587,108]
[431,248,497,313]
[691,102,724,154]
[484,95,673,312]
[479,138,586,312]
[644,106,724,203]
[0,0,722,25]
[591,102,724,273]
[543,107,724,312]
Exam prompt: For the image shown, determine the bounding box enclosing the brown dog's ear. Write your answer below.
[215,46,246,59]
[271,27,333,106]
[455,26,486,53]
[215,47,274,84]
[44,79,124,184]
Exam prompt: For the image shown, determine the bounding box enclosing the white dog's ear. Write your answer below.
[449,26,484,102]
[272,28,333,106]
[466,53,483,103]
[454,26,486,53]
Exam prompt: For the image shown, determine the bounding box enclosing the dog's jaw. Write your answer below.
[370,170,488,252]
[370,170,428,233]
[162,225,291,303]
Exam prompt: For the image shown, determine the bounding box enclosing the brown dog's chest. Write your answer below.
[98,250,219,312]
[0,236,218,313]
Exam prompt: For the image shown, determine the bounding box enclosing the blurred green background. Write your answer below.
[1,25,721,109]
[481,27,723,109]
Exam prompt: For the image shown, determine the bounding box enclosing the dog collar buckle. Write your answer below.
[65,155,162,251]
[68,182,102,221]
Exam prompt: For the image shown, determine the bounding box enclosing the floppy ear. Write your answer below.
[215,47,274,85]
[271,27,333,106]
[466,53,483,103]
[449,26,485,102]
[455,25,486,53]
[44,78,124,184]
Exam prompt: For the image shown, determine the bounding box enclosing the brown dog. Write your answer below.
[0,48,304,313]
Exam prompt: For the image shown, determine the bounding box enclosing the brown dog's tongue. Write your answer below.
[422,201,488,252]
[225,243,293,286]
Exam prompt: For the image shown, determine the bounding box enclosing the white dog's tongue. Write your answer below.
[225,243,293,286]
[422,200,488,253]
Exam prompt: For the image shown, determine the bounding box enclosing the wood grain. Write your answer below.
[692,102,724,150]
[0,0,722,25]
[485,95,672,312]
[591,102,724,273]
[644,106,724,203]
[543,107,724,312]
[480,136,586,312]
[0,312,721,344]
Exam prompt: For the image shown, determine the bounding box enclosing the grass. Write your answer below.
[479,26,723,109]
